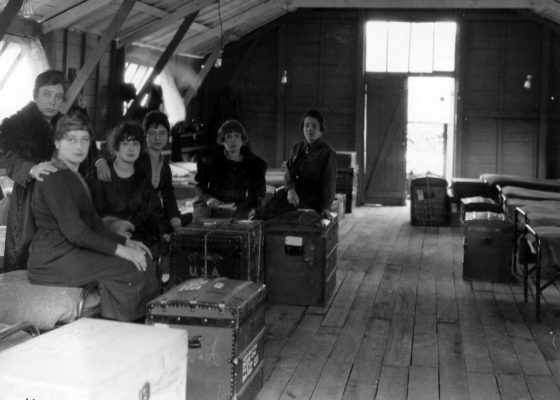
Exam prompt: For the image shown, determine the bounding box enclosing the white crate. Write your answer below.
[0,318,187,400]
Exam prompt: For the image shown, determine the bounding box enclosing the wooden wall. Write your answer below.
[197,10,359,169]
[197,8,560,185]
[458,15,543,178]
[42,29,120,140]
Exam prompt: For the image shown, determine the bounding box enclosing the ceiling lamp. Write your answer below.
[21,0,34,20]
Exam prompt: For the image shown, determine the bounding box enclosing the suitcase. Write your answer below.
[450,177,499,201]
[336,167,357,213]
[147,278,266,400]
[460,196,501,222]
[0,318,188,400]
[265,210,338,306]
[170,219,263,286]
[335,151,357,169]
[463,211,513,282]
[410,174,449,226]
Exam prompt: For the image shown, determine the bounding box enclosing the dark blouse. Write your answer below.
[89,161,166,249]
[284,139,337,212]
[195,146,267,209]
[30,164,126,261]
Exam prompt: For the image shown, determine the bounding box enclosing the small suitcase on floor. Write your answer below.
[463,211,513,282]
[147,278,266,400]
[410,174,449,226]
[170,219,263,286]
[265,210,338,306]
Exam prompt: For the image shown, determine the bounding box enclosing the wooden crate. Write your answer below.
[0,318,187,400]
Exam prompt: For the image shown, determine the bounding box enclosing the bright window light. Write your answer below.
[365,21,388,72]
[434,22,457,71]
[409,23,434,73]
[365,20,457,73]
[0,41,34,123]
[387,22,410,73]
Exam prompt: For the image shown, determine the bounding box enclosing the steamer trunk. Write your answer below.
[147,278,266,400]
[265,211,338,306]
[170,219,263,285]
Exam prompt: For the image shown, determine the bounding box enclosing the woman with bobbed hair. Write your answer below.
[89,123,166,255]
[262,109,337,220]
[193,119,267,220]
[28,111,159,321]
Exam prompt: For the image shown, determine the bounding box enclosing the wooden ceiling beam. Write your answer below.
[125,12,199,118]
[61,0,137,114]
[289,0,531,8]
[0,0,24,42]
[177,1,279,54]
[42,0,113,34]
[116,0,216,48]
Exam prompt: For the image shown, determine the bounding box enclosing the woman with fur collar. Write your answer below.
[0,70,66,270]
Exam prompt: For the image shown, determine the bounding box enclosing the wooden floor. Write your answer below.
[257,205,560,400]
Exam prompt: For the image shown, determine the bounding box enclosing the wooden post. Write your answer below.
[0,0,24,42]
[125,12,199,118]
[60,0,136,114]
[537,27,551,178]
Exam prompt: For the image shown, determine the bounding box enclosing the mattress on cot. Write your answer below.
[501,186,560,201]
[481,174,560,193]
[505,198,560,223]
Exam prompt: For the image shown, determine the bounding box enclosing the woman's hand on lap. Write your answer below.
[115,244,147,271]
[126,238,153,260]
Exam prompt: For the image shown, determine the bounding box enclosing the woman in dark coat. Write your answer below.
[262,109,337,220]
[28,111,158,321]
[284,109,337,217]
[89,123,166,256]
[0,70,66,270]
[193,119,267,220]
[94,111,181,232]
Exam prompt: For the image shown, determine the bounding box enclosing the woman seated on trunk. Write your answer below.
[27,111,159,322]
[89,123,167,257]
[193,119,267,221]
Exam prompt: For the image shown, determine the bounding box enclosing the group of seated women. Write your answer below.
[0,69,338,322]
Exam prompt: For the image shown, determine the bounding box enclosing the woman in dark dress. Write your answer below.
[94,111,181,232]
[89,123,166,256]
[285,109,337,217]
[262,109,337,220]
[193,119,267,221]
[28,111,158,321]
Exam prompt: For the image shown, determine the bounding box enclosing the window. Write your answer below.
[0,40,35,122]
[123,62,161,113]
[366,21,457,73]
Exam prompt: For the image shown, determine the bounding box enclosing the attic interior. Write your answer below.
[4,0,560,399]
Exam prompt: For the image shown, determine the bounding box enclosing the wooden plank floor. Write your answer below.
[257,205,560,400]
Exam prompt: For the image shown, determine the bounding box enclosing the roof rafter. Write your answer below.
[289,0,531,8]
[42,0,113,34]
[177,0,284,54]
[116,0,216,48]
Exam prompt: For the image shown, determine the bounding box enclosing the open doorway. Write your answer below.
[363,20,457,205]
[407,76,455,180]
